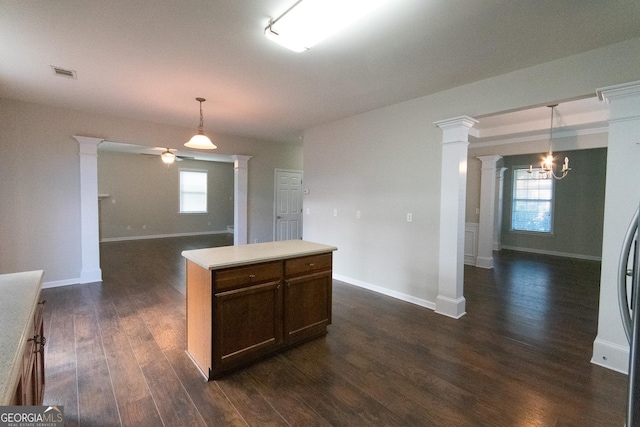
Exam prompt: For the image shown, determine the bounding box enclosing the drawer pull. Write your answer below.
[28,335,46,346]
[38,300,46,305]
[248,274,256,279]
[309,263,315,267]
[33,336,46,353]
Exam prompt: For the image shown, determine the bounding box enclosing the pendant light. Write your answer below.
[528,104,571,180]
[185,97,217,149]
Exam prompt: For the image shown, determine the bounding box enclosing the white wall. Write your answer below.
[98,151,234,240]
[303,38,640,317]
[0,98,302,286]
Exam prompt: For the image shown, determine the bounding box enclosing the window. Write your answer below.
[180,170,207,213]
[511,168,553,233]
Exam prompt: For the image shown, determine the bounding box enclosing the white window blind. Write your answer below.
[511,168,553,233]
[180,170,207,213]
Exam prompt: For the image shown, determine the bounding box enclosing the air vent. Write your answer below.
[50,66,77,79]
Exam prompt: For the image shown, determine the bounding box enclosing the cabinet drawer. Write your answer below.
[214,261,282,293]
[285,253,332,277]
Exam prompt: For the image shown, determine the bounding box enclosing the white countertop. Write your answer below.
[182,240,337,270]
[0,270,44,405]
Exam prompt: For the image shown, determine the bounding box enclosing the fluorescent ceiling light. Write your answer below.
[265,0,391,52]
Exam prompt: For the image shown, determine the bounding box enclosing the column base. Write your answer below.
[475,256,494,269]
[80,268,102,284]
[435,295,466,319]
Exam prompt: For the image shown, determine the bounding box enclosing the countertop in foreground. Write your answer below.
[0,270,44,405]
[182,240,337,270]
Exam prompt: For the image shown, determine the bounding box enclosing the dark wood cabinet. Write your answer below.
[185,247,334,380]
[214,277,283,372]
[284,254,332,345]
[12,299,46,406]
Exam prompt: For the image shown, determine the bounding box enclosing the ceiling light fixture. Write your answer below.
[185,97,217,149]
[528,104,571,180]
[161,149,176,164]
[265,0,391,52]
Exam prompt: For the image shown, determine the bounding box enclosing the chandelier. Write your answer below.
[528,104,570,180]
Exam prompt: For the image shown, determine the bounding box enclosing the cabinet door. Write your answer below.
[284,271,332,345]
[33,310,45,405]
[213,280,283,375]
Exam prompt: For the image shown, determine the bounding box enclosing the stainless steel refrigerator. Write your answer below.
[619,205,640,426]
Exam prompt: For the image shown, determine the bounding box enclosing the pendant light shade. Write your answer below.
[185,97,217,149]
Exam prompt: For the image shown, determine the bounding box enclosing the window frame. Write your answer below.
[179,169,208,214]
[510,165,555,235]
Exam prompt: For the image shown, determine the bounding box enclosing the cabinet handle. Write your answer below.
[38,300,46,305]
[248,274,256,279]
[29,335,46,345]
[33,336,46,353]
[309,263,315,267]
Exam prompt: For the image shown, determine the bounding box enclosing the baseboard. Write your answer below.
[42,278,82,289]
[101,230,231,242]
[333,274,436,311]
[500,245,602,261]
[591,337,629,374]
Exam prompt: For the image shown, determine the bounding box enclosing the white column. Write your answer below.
[231,155,252,245]
[74,135,104,283]
[434,116,478,318]
[592,81,640,373]
[476,155,502,269]
[494,167,507,250]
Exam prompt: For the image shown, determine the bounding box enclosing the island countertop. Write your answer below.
[0,270,44,405]
[181,240,337,270]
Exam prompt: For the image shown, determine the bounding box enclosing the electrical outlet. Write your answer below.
[407,213,413,222]
[334,209,338,217]
[356,210,361,219]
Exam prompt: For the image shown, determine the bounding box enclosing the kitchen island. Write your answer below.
[182,240,337,380]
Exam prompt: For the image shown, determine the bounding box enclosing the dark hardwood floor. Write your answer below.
[41,236,628,426]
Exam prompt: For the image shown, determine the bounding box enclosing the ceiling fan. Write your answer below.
[141,148,195,164]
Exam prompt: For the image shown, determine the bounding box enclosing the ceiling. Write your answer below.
[1,1,639,143]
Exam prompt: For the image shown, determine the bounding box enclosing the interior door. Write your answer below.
[275,170,303,241]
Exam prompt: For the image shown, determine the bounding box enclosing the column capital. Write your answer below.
[74,135,104,155]
[231,155,252,169]
[434,116,478,144]
[597,80,640,103]
[434,115,479,130]
[597,80,640,121]
[477,155,502,169]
